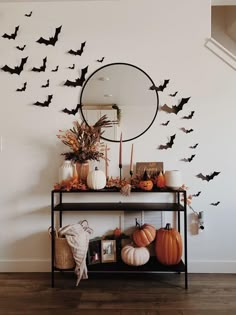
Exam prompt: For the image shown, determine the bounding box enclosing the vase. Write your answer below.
[59,160,74,182]
[75,161,89,183]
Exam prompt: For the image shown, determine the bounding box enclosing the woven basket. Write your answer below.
[49,228,75,270]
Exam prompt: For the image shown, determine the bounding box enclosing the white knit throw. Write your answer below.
[58,221,93,286]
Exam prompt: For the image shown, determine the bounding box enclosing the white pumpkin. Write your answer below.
[121,244,150,266]
[86,167,106,190]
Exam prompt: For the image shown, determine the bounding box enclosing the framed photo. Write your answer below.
[136,162,163,179]
[87,238,101,265]
[101,240,116,263]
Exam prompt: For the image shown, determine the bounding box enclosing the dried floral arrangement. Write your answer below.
[57,115,113,163]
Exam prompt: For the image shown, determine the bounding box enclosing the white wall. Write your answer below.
[0,0,235,273]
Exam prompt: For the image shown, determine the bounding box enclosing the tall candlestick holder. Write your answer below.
[119,164,122,183]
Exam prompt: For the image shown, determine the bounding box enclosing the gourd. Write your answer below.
[155,223,182,265]
[156,171,165,188]
[121,244,150,266]
[86,167,106,190]
[132,219,156,247]
[139,170,153,191]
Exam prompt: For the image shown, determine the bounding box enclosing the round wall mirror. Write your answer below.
[80,62,159,142]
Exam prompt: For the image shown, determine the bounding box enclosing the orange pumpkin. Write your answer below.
[113,227,121,237]
[155,223,182,265]
[133,218,156,247]
[139,170,153,191]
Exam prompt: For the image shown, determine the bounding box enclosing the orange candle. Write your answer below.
[119,132,122,167]
[130,143,134,173]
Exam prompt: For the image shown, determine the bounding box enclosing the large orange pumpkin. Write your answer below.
[155,223,182,265]
[133,219,156,247]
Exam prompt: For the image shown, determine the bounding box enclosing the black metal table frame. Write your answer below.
[51,188,188,288]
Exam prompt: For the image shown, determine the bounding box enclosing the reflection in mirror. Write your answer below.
[80,63,159,142]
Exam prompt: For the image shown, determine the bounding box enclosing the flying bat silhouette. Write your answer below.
[149,79,170,92]
[16,45,26,51]
[41,79,49,88]
[169,91,178,97]
[68,64,75,69]
[33,95,53,107]
[68,41,86,56]
[161,120,170,126]
[210,201,220,206]
[51,65,59,72]
[190,143,199,149]
[2,26,19,40]
[97,57,105,63]
[182,111,195,119]
[32,57,47,72]
[161,97,191,114]
[25,11,32,17]
[64,66,88,87]
[1,57,28,75]
[62,103,81,115]
[181,127,194,134]
[193,191,201,197]
[196,171,220,182]
[181,154,195,162]
[36,26,62,46]
[16,82,27,92]
[158,134,176,150]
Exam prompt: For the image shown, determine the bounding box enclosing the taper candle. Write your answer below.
[105,144,108,179]
[119,132,122,167]
[130,143,134,175]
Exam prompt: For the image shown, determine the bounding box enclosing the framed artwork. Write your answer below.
[136,162,163,179]
[87,238,101,265]
[101,240,116,263]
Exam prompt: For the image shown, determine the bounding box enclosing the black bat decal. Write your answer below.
[51,65,59,72]
[193,191,201,197]
[169,91,178,97]
[181,154,195,162]
[182,111,195,119]
[97,57,105,63]
[161,120,170,126]
[41,79,49,88]
[25,11,32,17]
[210,201,220,206]
[1,57,28,75]
[64,66,88,87]
[181,127,194,134]
[196,171,220,181]
[16,45,26,51]
[68,64,75,69]
[16,82,27,92]
[161,97,191,114]
[158,134,176,150]
[2,26,19,40]
[32,57,47,72]
[36,26,62,46]
[62,103,81,116]
[149,79,170,92]
[33,95,53,107]
[68,41,86,56]
[190,143,199,149]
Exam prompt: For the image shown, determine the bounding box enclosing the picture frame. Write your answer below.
[101,240,116,263]
[87,238,101,265]
[136,162,163,179]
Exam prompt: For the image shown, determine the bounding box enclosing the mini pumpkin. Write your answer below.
[132,218,156,247]
[86,167,106,190]
[139,170,153,191]
[121,244,150,266]
[155,223,182,265]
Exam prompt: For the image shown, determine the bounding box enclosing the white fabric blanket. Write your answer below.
[58,221,93,286]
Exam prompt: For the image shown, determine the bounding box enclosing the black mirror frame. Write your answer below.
[79,62,159,143]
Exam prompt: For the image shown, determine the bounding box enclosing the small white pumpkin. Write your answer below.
[121,244,150,266]
[86,167,106,190]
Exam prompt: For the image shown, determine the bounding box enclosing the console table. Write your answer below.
[51,188,188,288]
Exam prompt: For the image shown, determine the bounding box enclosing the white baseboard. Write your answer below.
[0,259,235,273]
